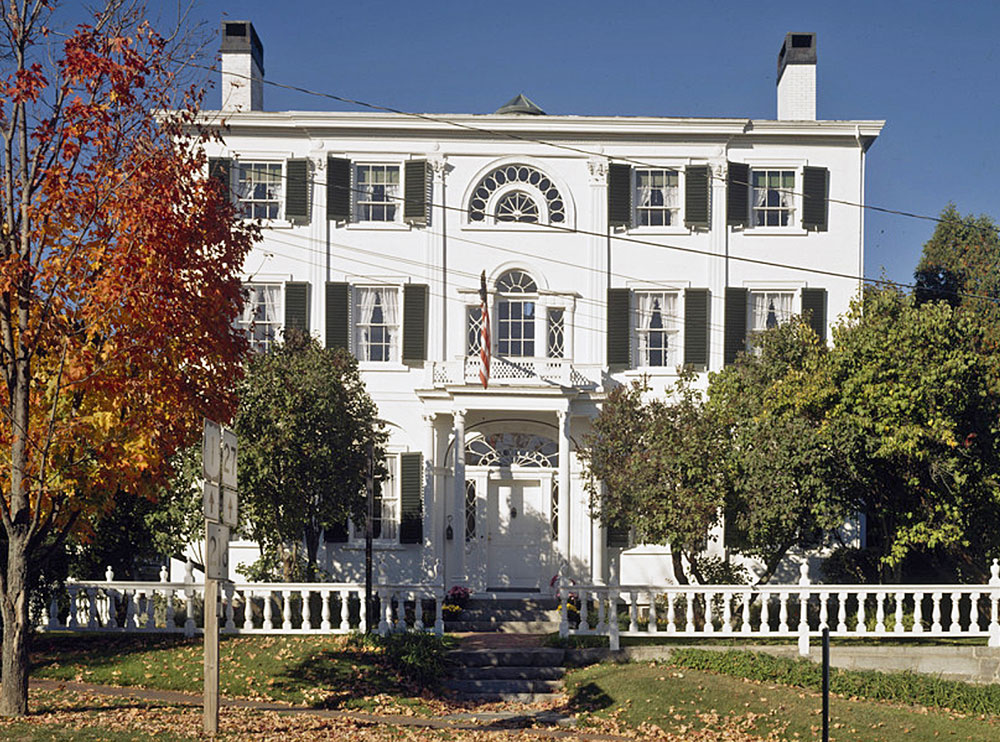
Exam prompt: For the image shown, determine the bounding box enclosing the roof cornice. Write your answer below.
[195,110,884,142]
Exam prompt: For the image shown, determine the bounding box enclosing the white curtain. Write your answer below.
[381,288,399,362]
[659,292,678,329]
[663,181,679,209]
[357,287,379,360]
[751,292,793,332]
[754,184,768,208]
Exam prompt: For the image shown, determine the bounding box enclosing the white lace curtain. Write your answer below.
[638,172,679,209]
[357,286,399,362]
[751,292,793,332]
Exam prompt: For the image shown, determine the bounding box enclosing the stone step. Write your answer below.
[445,678,565,695]
[464,598,560,611]
[450,665,566,681]
[458,608,562,622]
[454,691,568,704]
[447,647,565,667]
[445,620,561,634]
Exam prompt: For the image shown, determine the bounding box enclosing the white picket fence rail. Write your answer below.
[559,561,1000,654]
[42,564,444,637]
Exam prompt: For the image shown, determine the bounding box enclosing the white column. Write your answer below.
[591,488,606,585]
[423,414,438,582]
[708,157,729,372]
[557,409,571,571]
[452,409,467,581]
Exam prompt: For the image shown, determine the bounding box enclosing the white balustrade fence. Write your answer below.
[559,561,1000,654]
[42,563,443,637]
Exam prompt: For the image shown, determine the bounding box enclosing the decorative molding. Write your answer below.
[587,158,608,185]
[710,159,728,180]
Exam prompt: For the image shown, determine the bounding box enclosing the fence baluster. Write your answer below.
[434,592,444,636]
[264,590,274,631]
[970,590,980,633]
[164,587,175,631]
[722,591,732,633]
[243,590,255,631]
[931,592,942,632]
[596,591,606,633]
[106,590,119,630]
[302,589,312,631]
[760,592,771,634]
[856,591,867,633]
[579,590,590,633]
[875,592,886,633]
[686,591,695,633]
[894,591,905,634]
[836,591,847,633]
[666,592,676,634]
[819,592,829,630]
[341,589,352,632]
[360,589,368,634]
[950,591,962,633]
[742,591,752,634]
[646,591,656,634]
[224,583,236,632]
[415,597,425,631]
[319,589,331,632]
[778,593,789,633]
[629,592,639,633]
[704,591,714,634]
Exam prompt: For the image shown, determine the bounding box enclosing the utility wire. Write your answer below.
[202,63,1000,245]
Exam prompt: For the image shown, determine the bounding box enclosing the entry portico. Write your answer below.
[418,385,599,595]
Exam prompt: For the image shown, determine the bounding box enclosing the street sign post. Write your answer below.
[203,418,237,735]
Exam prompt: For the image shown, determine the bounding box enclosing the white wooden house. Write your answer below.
[197,23,882,591]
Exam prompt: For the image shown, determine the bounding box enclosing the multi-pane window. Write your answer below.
[547,308,565,358]
[237,283,282,352]
[235,162,282,219]
[353,455,399,542]
[635,169,679,226]
[355,165,400,222]
[752,169,795,227]
[465,480,477,542]
[467,306,484,356]
[355,286,400,362]
[496,270,537,357]
[635,291,679,367]
[748,291,794,351]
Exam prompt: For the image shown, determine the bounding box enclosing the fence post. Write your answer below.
[989,559,1000,648]
[798,563,811,657]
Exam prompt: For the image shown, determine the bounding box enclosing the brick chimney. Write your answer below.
[777,33,816,120]
[220,20,263,112]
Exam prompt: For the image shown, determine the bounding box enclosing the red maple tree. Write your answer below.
[0,2,255,714]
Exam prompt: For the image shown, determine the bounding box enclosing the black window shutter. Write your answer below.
[399,452,423,544]
[607,288,631,366]
[285,282,309,335]
[684,165,710,228]
[606,524,630,548]
[325,282,350,351]
[802,166,828,231]
[324,521,349,543]
[327,157,352,222]
[607,163,632,228]
[402,284,427,362]
[724,287,748,365]
[801,287,827,342]
[727,162,750,226]
[403,160,430,226]
[285,159,310,222]
[208,158,231,202]
[684,288,710,370]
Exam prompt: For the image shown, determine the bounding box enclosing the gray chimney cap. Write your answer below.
[221,20,264,74]
[777,32,816,82]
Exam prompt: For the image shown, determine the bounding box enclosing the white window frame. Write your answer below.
[750,168,796,228]
[233,161,283,220]
[633,168,680,228]
[747,289,797,353]
[351,453,400,544]
[354,285,402,364]
[354,163,402,223]
[633,290,681,368]
[237,283,282,353]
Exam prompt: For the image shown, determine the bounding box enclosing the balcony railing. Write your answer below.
[431,356,597,388]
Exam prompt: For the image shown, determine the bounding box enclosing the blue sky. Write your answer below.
[170,0,1000,287]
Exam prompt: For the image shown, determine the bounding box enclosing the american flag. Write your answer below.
[479,271,491,389]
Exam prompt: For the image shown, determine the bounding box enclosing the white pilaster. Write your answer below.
[423,413,438,581]
[452,409,467,581]
[709,157,729,372]
[557,409,571,570]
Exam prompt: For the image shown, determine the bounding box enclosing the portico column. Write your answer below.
[452,409,467,581]
[557,409,571,571]
[591,487,606,585]
[423,413,438,582]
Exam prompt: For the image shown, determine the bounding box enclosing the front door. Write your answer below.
[487,478,548,590]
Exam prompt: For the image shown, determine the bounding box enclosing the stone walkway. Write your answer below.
[29,678,627,740]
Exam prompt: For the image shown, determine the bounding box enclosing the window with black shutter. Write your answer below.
[684,165,710,228]
[403,160,430,226]
[801,166,828,231]
[402,284,427,363]
[327,157,352,222]
[607,288,631,366]
[285,158,310,222]
[399,452,423,544]
[684,288,710,370]
[727,162,750,227]
[325,282,349,350]
[724,287,748,365]
[284,282,309,335]
[607,163,632,228]
[801,287,827,342]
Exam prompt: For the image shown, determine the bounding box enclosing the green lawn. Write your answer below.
[566,661,1000,741]
[30,632,439,712]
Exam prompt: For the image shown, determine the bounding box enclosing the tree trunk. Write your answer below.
[671,550,690,585]
[304,527,319,583]
[0,536,30,716]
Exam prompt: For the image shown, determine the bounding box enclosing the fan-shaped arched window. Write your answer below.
[468,165,565,224]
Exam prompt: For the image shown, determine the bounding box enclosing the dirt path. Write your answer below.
[27,678,630,740]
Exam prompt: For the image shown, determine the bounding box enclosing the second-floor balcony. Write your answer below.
[431,356,598,389]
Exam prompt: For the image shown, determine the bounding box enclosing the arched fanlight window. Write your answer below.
[468,164,565,224]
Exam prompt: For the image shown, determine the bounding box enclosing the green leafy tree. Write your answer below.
[914,204,1000,340]
[580,373,726,584]
[825,286,1000,581]
[235,331,386,581]
[707,319,847,583]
